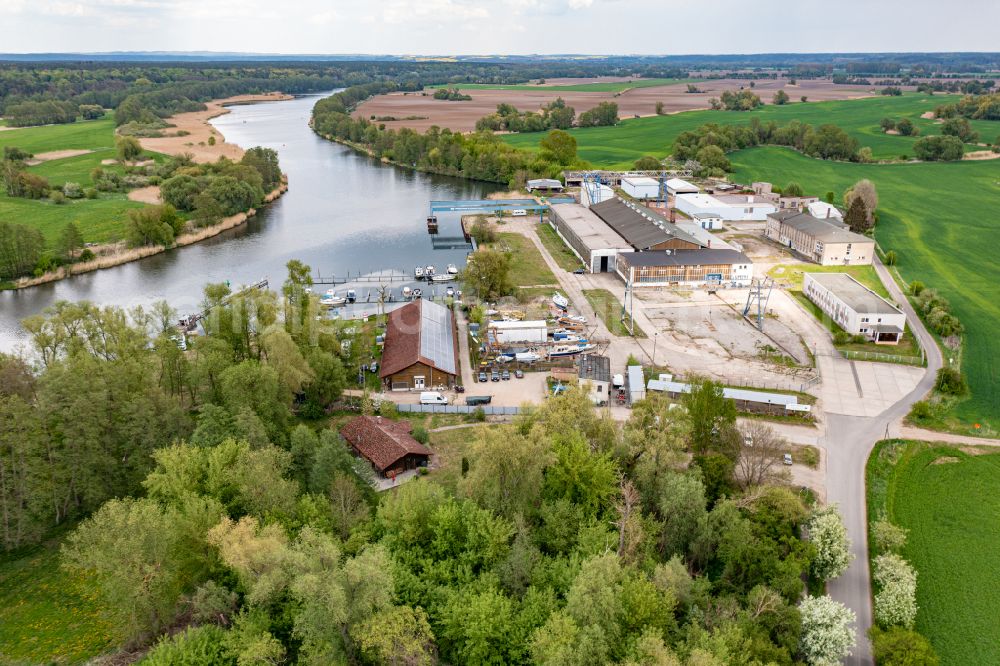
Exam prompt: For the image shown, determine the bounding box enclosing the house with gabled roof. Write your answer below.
[380,299,459,391]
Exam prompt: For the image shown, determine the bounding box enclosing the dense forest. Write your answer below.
[0,260,871,665]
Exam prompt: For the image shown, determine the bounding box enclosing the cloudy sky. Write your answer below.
[1,0,998,55]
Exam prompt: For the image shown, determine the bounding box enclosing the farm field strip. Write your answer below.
[867,441,1000,665]
[429,77,700,93]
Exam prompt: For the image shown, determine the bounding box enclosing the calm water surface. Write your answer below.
[0,93,497,350]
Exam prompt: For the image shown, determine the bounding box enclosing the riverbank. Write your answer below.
[12,179,288,290]
[137,92,292,163]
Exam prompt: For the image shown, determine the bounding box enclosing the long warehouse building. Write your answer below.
[616,248,753,287]
[548,203,634,273]
[590,198,704,251]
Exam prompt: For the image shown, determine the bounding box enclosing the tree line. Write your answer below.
[312,85,589,187]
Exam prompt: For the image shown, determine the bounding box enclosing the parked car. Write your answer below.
[514,369,524,379]
[419,391,448,405]
[491,369,501,382]
[478,371,488,383]
[783,453,793,466]
[501,369,511,380]
[573,268,586,274]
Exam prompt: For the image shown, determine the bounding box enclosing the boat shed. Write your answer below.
[590,198,704,251]
[527,178,564,192]
[549,203,634,273]
[380,299,459,390]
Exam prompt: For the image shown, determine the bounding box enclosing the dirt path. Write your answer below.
[127,185,161,204]
[897,426,1000,446]
[137,93,292,163]
[24,149,92,165]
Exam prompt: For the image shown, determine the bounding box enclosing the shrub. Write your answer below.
[908,400,934,422]
[412,425,429,445]
[79,248,95,262]
[871,519,908,554]
[870,626,940,666]
[873,553,918,628]
[909,280,924,296]
[49,190,67,205]
[833,331,850,345]
[84,187,98,199]
[896,118,916,136]
[62,182,83,199]
[472,407,486,422]
[142,625,233,665]
[913,135,964,161]
[884,250,897,266]
[934,366,968,396]
[633,155,661,170]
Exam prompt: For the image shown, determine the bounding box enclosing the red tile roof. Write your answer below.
[340,415,431,472]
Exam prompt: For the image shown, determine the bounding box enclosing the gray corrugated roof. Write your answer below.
[419,299,457,375]
[590,198,704,250]
[768,211,864,243]
[805,273,903,316]
[620,248,751,267]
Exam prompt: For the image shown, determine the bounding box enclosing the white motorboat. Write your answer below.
[402,286,413,298]
[321,295,347,307]
[446,263,458,274]
[560,314,587,324]
[415,266,424,278]
[496,355,514,363]
[346,289,357,303]
[445,287,455,297]
[425,265,436,277]
[552,292,569,310]
[413,288,423,299]
[431,273,454,282]
[515,352,540,363]
[549,343,596,357]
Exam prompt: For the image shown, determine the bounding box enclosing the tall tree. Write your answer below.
[844,196,870,234]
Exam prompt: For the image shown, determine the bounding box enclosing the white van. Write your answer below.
[419,391,449,405]
[510,209,528,217]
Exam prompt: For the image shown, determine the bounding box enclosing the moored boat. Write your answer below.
[413,288,423,299]
[447,263,458,274]
[552,292,569,310]
[431,273,454,282]
[402,286,412,298]
[415,266,424,279]
[425,265,436,277]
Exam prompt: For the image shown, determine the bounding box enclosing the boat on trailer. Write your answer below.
[552,292,569,310]
[549,343,596,357]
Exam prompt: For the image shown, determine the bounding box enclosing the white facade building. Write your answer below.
[621,176,661,200]
[487,319,548,344]
[807,201,844,221]
[666,178,699,196]
[675,192,778,221]
[690,212,723,230]
[803,272,906,344]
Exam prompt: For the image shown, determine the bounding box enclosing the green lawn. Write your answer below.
[429,77,699,93]
[487,232,558,288]
[583,288,646,338]
[0,115,155,249]
[536,222,585,272]
[867,440,1000,665]
[768,262,890,297]
[503,94,992,165]
[0,535,116,664]
[730,147,1000,428]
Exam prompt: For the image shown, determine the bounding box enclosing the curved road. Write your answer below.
[825,256,942,665]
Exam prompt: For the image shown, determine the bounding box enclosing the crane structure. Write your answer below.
[742,277,775,331]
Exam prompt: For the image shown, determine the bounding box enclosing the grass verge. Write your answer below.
[536,222,585,272]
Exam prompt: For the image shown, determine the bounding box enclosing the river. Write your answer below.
[0,93,499,351]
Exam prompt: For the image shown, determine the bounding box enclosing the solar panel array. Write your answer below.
[419,300,457,375]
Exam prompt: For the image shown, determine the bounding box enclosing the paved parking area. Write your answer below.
[816,355,924,417]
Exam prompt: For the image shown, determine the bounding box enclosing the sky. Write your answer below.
[1,0,999,55]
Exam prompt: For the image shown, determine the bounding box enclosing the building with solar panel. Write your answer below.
[379,299,459,391]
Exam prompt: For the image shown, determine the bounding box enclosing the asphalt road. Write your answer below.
[825,257,942,665]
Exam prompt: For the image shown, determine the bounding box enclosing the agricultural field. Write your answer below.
[867,440,1000,665]
[429,77,699,93]
[0,535,116,664]
[0,115,148,248]
[503,94,991,164]
[730,147,1000,429]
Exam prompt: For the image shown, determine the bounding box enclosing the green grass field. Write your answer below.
[867,440,1000,665]
[489,232,558,288]
[430,77,699,93]
[583,288,646,338]
[0,535,116,664]
[503,94,993,165]
[536,222,585,272]
[0,115,151,249]
[730,147,1000,428]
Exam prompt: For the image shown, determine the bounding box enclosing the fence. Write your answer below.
[396,403,521,416]
[837,349,925,367]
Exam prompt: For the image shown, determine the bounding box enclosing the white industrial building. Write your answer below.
[666,178,699,196]
[621,176,661,200]
[675,192,778,222]
[487,319,549,344]
[581,183,615,206]
[646,379,810,414]
[690,212,723,230]
[803,273,906,344]
[548,203,634,273]
[526,178,563,192]
[807,201,844,221]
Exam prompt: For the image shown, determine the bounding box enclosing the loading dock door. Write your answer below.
[600,256,609,272]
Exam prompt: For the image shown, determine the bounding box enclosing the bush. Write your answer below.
[896,118,917,136]
[909,280,924,296]
[870,626,940,666]
[142,625,234,665]
[873,553,918,628]
[79,248,95,262]
[412,425,429,445]
[913,135,964,161]
[472,407,486,422]
[833,331,850,345]
[62,182,83,199]
[934,366,968,397]
[633,155,661,170]
[871,519,908,554]
[908,400,934,422]
[84,187,98,199]
[884,250,897,266]
[49,190,67,205]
